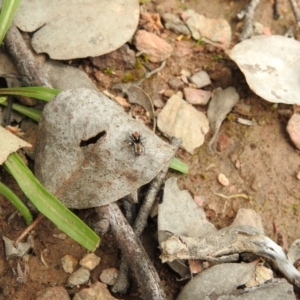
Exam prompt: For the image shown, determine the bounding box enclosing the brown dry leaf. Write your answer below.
[35,88,174,209]
[0,126,32,165]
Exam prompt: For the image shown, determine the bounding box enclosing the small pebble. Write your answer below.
[61,254,78,274]
[67,267,90,287]
[36,287,71,300]
[184,87,211,105]
[218,173,229,186]
[286,113,300,150]
[73,282,118,300]
[53,233,67,240]
[176,91,183,99]
[168,77,184,89]
[153,99,165,108]
[296,171,300,180]
[216,134,231,152]
[80,253,101,271]
[190,71,211,88]
[99,268,119,285]
[163,89,175,97]
[134,30,173,63]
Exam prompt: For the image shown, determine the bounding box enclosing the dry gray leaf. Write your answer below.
[2,236,32,259]
[42,60,98,91]
[229,35,300,105]
[14,0,140,59]
[207,87,239,151]
[176,262,257,300]
[0,126,32,164]
[35,88,174,209]
[158,177,216,278]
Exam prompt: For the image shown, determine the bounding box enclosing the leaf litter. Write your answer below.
[2,0,300,299]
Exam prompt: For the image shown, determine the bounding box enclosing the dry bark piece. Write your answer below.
[160,225,300,288]
[35,88,174,209]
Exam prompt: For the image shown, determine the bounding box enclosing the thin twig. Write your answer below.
[214,192,249,200]
[4,24,51,88]
[273,0,280,20]
[112,137,182,294]
[14,214,44,247]
[237,0,261,40]
[289,0,300,29]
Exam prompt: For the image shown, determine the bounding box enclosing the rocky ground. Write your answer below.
[1,0,300,299]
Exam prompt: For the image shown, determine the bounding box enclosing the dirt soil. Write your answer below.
[1,0,300,299]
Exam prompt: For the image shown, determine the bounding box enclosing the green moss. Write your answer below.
[196,38,204,46]
[226,113,236,122]
[212,53,224,61]
[122,72,136,83]
[103,67,114,76]
[134,59,144,69]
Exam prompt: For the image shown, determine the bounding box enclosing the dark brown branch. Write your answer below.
[95,203,166,300]
[112,137,182,293]
[4,24,51,87]
[237,0,261,40]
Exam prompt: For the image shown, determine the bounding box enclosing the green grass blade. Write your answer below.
[0,181,33,225]
[169,157,189,174]
[4,153,100,251]
[0,87,61,101]
[0,0,22,44]
[0,100,41,121]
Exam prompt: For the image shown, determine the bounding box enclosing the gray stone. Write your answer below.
[168,77,184,89]
[73,281,118,300]
[61,254,78,274]
[184,88,211,105]
[67,267,90,286]
[162,13,191,35]
[79,253,101,271]
[99,268,119,285]
[287,113,300,150]
[157,94,209,153]
[36,287,71,300]
[90,45,136,70]
[190,71,211,88]
[185,9,231,49]
[134,30,173,63]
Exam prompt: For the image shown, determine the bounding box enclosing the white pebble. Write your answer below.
[218,173,229,186]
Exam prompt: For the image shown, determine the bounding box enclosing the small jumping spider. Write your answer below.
[123,131,145,156]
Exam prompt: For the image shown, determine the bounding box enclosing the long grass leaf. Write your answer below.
[0,100,41,121]
[0,87,60,101]
[4,153,100,251]
[0,0,22,44]
[0,181,33,225]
